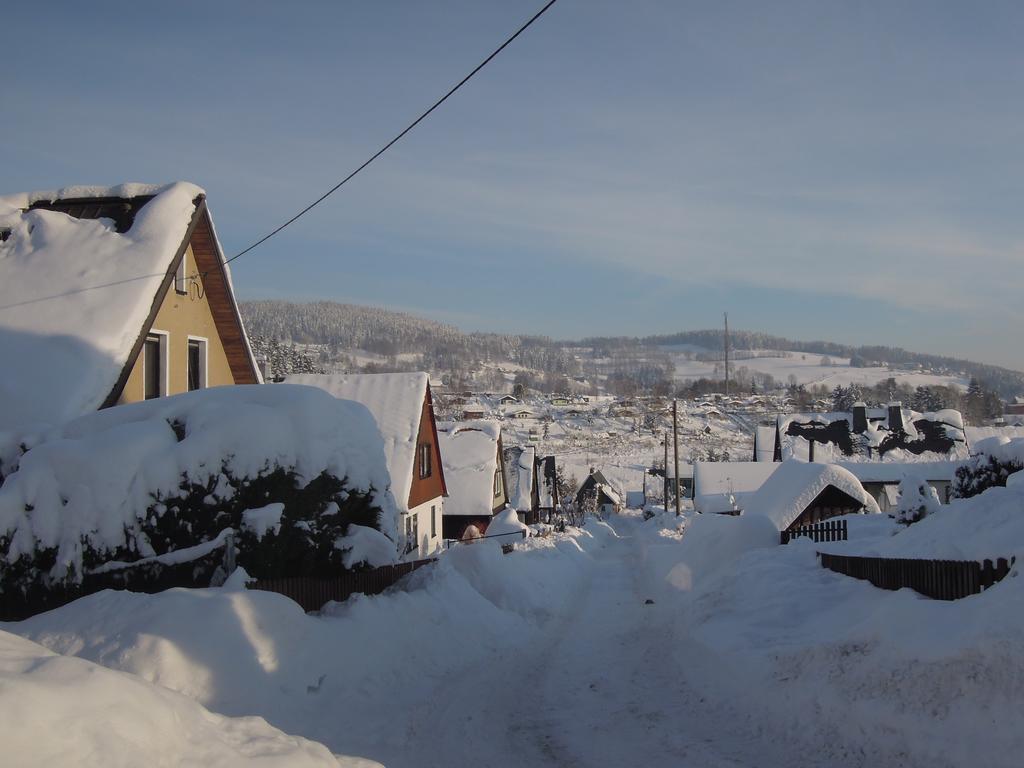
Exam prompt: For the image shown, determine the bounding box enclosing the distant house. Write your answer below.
[838,461,960,511]
[576,469,622,516]
[508,408,534,420]
[745,460,879,533]
[462,402,487,420]
[283,372,447,559]
[503,445,540,524]
[439,421,509,539]
[0,182,261,430]
[1004,398,1024,416]
[535,455,560,521]
[499,395,520,405]
[550,396,571,406]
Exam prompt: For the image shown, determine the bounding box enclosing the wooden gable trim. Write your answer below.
[407,383,448,509]
[424,384,449,498]
[187,202,260,385]
[100,196,204,409]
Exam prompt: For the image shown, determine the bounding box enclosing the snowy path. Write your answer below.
[393,522,816,768]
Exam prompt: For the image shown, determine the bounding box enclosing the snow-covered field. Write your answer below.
[5,487,1021,767]
[666,348,968,390]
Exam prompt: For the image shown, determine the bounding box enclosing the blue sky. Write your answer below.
[4,1,1023,368]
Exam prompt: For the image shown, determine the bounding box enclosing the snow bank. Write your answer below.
[636,489,1024,767]
[655,512,778,594]
[7,526,596,764]
[846,482,1024,562]
[0,384,398,584]
[0,629,346,767]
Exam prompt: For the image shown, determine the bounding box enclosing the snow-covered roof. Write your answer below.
[746,460,879,531]
[0,182,205,430]
[693,462,778,514]
[597,483,622,506]
[282,373,434,511]
[439,421,503,518]
[504,445,536,513]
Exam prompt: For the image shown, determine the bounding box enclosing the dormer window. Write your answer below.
[0,228,10,243]
[418,443,432,479]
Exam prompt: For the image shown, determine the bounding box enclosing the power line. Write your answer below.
[225,0,560,267]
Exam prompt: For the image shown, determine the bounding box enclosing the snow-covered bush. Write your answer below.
[954,453,1024,499]
[0,385,399,616]
[894,476,941,526]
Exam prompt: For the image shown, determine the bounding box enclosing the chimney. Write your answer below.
[888,402,904,433]
[808,439,815,462]
[852,402,868,434]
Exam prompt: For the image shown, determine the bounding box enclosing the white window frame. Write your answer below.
[418,442,432,479]
[145,329,170,399]
[187,335,209,391]
[174,252,188,294]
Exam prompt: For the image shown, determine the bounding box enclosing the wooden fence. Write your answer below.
[781,519,847,545]
[818,552,1015,601]
[250,558,436,612]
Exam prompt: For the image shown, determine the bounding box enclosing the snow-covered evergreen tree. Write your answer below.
[894,476,941,526]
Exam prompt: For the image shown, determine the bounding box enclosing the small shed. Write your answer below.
[745,460,879,533]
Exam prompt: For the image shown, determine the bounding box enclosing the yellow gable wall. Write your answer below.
[119,245,237,404]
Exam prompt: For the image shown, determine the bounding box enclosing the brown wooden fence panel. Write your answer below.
[818,552,1015,601]
[250,558,437,612]
[782,519,848,545]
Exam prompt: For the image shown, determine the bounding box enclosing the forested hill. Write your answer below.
[239,300,1024,396]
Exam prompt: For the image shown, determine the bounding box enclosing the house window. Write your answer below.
[418,443,432,479]
[431,505,437,538]
[404,514,419,555]
[175,254,188,294]
[143,332,168,400]
[187,337,207,391]
[493,469,503,498]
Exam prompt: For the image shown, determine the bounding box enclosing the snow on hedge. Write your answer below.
[0,630,346,767]
[0,183,205,431]
[0,384,399,583]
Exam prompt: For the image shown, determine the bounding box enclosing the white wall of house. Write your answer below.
[404,498,444,559]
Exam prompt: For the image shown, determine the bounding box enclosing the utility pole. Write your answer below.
[673,398,681,515]
[663,432,669,509]
[724,312,730,399]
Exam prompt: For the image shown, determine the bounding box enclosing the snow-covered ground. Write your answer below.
[0,627,349,767]
[5,495,1021,767]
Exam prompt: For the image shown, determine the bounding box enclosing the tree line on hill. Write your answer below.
[239,300,1024,401]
